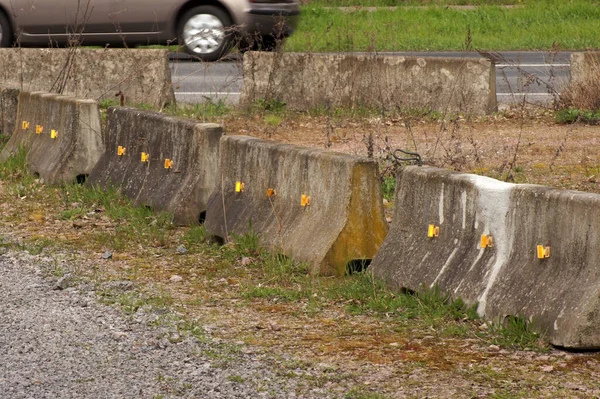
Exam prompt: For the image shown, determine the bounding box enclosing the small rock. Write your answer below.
[540,365,554,373]
[479,323,489,331]
[488,345,501,352]
[111,331,128,340]
[170,275,183,283]
[270,322,281,332]
[53,274,73,290]
[176,245,188,255]
[241,257,252,266]
[102,251,113,260]
[104,280,134,291]
[70,202,80,208]
[389,342,399,347]
[72,221,84,229]
[385,217,393,223]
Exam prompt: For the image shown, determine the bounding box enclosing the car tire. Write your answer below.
[178,6,234,62]
[0,12,12,47]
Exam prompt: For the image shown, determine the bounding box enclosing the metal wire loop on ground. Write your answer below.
[392,149,423,166]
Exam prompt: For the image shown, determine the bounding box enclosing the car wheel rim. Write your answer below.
[182,14,225,55]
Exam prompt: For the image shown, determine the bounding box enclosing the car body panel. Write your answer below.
[0,0,299,47]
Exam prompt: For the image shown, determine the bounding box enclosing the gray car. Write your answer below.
[0,0,300,61]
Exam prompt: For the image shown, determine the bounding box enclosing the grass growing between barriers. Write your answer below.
[288,0,600,52]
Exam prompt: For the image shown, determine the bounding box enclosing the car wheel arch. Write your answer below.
[0,6,14,45]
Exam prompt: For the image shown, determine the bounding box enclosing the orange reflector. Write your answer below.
[537,245,550,259]
[301,194,311,207]
[481,235,493,248]
[427,224,440,238]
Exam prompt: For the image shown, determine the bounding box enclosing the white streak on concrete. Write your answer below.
[439,183,445,225]
[469,248,486,272]
[465,175,514,317]
[461,190,467,229]
[431,248,458,288]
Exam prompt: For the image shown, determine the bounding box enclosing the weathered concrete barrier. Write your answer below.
[204,135,389,275]
[371,166,600,349]
[570,52,600,85]
[242,52,497,115]
[87,107,222,225]
[0,91,103,184]
[0,86,19,139]
[0,49,175,108]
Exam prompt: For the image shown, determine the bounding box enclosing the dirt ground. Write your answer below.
[221,108,600,194]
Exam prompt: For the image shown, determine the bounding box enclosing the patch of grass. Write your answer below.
[227,375,245,384]
[345,388,389,399]
[243,285,306,302]
[288,1,600,52]
[487,315,548,351]
[555,108,600,125]
[255,98,287,113]
[306,0,517,5]
[166,99,232,121]
[381,175,396,201]
[99,98,120,109]
[183,225,208,248]
[99,288,173,315]
[56,183,176,249]
[0,133,9,149]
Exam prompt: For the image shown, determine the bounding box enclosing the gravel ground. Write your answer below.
[0,250,325,399]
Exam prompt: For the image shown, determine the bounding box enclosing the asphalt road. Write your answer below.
[170,51,572,106]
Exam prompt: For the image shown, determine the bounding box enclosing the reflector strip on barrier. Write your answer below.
[537,245,551,259]
[481,235,493,248]
[427,224,440,238]
[235,181,245,193]
[301,194,311,207]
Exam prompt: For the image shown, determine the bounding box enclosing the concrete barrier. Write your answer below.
[0,49,175,108]
[371,166,600,349]
[0,86,19,139]
[204,135,389,275]
[242,52,497,115]
[87,107,223,225]
[0,91,103,184]
[570,52,600,85]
